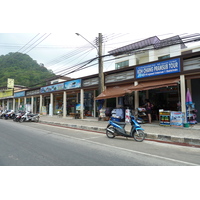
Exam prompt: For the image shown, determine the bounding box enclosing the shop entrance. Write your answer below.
[67,93,77,115]
[149,86,180,111]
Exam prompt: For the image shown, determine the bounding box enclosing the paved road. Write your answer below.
[0,120,200,166]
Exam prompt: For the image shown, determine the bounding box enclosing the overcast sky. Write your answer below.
[1,32,199,79]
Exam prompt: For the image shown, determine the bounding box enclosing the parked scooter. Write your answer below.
[13,111,25,122]
[4,110,15,120]
[0,110,7,119]
[0,110,15,120]
[106,115,146,142]
[19,111,40,123]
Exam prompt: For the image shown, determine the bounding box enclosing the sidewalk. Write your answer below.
[39,115,200,146]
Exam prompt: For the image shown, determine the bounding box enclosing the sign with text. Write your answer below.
[159,111,171,126]
[170,111,184,127]
[14,91,25,98]
[136,58,180,79]
[7,78,14,88]
[64,79,81,90]
[40,83,64,93]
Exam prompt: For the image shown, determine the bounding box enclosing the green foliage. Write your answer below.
[0,52,55,88]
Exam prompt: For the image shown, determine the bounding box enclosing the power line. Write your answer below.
[17,33,40,52]
[52,48,95,74]
[23,33,52,54]
[12,33,200,92]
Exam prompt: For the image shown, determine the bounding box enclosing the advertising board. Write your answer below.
[170,111,184,127]
[136,58,180,79]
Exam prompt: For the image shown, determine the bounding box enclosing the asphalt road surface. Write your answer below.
[0,119,200,166]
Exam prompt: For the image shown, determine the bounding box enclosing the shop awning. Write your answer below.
[126,78,180,92]
[95,84,134,100]
[95,78,179,100]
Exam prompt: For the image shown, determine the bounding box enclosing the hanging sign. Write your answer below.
[136,58,180,79]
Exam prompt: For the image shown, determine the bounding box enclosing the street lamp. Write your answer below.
[75,33,104,94]
[75,33,99,53]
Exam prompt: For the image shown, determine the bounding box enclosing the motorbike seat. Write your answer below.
[28,114,35,117]
[112,121,126,126]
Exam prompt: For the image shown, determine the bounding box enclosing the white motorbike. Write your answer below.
[19,111,40,123]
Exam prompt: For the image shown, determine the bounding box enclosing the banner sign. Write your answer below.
[26,89,40,96]
[40,83,64,93]
[136,58,180,79]
[64,79,81,90]
[0,89,13,98]
[14,91,25,97]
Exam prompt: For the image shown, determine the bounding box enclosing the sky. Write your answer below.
[1,32,200,79]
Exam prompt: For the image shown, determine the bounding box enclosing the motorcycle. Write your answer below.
[5,110,15,120]
[13,111,25,122]
[0,110,15,120]
[106,115,146,142]
[19,111,40,123]
[0,110,7,119]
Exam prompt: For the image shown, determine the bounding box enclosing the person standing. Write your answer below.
[145,99,153,123]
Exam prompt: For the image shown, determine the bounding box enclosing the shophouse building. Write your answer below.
[97,35,200,123]
[0,34,200,123]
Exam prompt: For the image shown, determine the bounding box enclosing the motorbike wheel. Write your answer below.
[133,130,145,142]
[35,117,39,122]
[19,118,25,123]
[106,125,115,139]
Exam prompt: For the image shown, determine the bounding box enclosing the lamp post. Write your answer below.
[76,33,104,94]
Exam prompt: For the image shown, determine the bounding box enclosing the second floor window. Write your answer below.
[158,55,170,60]
[115,60,129,69]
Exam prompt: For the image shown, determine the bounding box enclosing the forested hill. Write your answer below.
[0,52,55,88]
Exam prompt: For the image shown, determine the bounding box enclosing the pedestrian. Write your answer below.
[145,99,153,123]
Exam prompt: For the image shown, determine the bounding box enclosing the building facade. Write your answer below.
[0,35,200,123]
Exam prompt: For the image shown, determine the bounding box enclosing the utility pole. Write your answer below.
[76,33,104,94]
[98,33,104,94]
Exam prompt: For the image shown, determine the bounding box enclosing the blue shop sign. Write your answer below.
[40,83,64,93]
[136,58,180,79]
[64,79,81,90]
[14,91,25,97]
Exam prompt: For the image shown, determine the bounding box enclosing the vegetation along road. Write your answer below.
[0,119,200,166]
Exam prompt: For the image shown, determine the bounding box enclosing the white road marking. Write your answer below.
[36,123,199,166]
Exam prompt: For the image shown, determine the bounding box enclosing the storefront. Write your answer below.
[96,55,199,125]
[14,91,25,111]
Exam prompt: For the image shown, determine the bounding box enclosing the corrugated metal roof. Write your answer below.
[154,35,186,49]
[109,36,160,55]
[108,35,186,56]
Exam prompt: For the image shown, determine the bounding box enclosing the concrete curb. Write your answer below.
[39,120,200,147]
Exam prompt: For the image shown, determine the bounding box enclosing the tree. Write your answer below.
[0,52,55,87]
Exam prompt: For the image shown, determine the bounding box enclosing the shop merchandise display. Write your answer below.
[186,103,198,124]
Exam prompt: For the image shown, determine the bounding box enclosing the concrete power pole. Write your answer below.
[98,33,104,94]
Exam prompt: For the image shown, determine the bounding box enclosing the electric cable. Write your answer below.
[6,33,200,93]
[17,33,40,52]
[52,47,96,74]
[23,33,52,54]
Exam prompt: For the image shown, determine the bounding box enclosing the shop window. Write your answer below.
[115,60,129,69]
[158,55,170,60]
